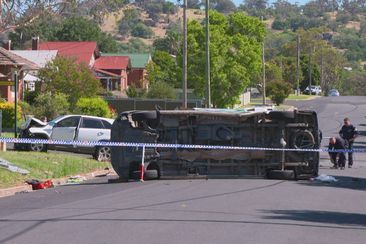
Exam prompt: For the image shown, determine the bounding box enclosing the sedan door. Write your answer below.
[76,117,110,153]
[51,116,80,149]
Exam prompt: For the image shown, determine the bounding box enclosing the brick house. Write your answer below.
[101,53,151,89]
[0,47,39,102]
[93,56,131,91]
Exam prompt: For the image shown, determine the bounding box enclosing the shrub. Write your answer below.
[0,101,22,128]
[146,81,176,99]
[32,93,69,120]
[75,97,112,118]
[126,85,145,98]
[266,81,292,106]
[131,23,153,38]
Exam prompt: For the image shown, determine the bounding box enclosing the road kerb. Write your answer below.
[0,168,117,198]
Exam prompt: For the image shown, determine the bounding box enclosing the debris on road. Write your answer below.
[0,157,29,175]
[65,175,87,184]
[26,179,54,190]
[313,174,338,183]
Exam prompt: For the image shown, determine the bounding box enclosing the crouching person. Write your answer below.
[328,137,346,170]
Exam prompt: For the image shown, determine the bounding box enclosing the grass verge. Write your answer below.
[286,94,318,100]
[0,151,109,189]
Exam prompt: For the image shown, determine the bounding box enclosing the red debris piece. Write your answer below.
[26,179,54,190]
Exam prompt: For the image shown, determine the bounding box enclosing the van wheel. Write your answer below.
[291,130,315,149]
[95,146,111,161]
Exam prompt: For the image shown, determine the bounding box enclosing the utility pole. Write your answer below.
[308,46,313,94]
[320,48,324,90]
[261,16,266,105]
[182,0,187,109]
[205,0,211,108]
[296,34,300,95]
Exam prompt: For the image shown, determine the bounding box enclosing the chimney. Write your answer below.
[32,36,39,50]
[3,40,11,50]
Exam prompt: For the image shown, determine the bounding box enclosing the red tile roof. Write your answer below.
[38,42,98,65]
[93,56,130,70]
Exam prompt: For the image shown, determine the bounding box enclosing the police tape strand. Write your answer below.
[0,137,363,153]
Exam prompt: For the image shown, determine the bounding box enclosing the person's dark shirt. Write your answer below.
[329,137,346,151]
[339,124,359,141]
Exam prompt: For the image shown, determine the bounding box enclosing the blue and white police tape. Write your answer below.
[0,137,362,153]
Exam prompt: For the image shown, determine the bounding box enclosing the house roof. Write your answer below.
[11,50,58,68]
[93,56,130,70]
[38,42,98,65]
[101,53,151,68]
[0,47,39,70]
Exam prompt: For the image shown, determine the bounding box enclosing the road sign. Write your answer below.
[0,81,13,86]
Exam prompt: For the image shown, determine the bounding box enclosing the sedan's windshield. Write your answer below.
[48,116,63,126]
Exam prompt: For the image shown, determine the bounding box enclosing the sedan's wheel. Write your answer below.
[96,146,111,162]
[29,143,46,152]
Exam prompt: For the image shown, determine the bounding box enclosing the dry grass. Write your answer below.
[101,6,205,45]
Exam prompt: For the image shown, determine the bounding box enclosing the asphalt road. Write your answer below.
[1,96,366,244]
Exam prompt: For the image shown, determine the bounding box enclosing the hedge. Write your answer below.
[0,102,22,128]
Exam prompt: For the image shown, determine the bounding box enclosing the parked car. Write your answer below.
[328,89,340,96]
[303,85,322,95]
[16,115,114,161]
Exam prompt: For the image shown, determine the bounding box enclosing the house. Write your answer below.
[10,50,58,91]
[101,53,151,89]
[33,38,99,67]
[33,38,130,92]
[0,47,39,102]
[93,56,131,91]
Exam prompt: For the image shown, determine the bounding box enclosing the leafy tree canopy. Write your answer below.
[38,56,102,107]
[184,10,264,107]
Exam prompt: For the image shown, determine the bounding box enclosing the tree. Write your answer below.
[119,38,152,52]
[38,56,102,107]
[75,97,112,118]
[131,23,154,38]
[150,51,181,87]
[146,81,177,99]
[119,8,141,36]
[272,0,300,19]
[153,30,181,55]
[211,0,237,13]
[188,0,202,9]
[183,11,264,107]
[0,0,128,33]
[32,92,69,119]
[266,80,292,105]
[54,16,119,52]
[8,12,61,49]
[240,0,268,17]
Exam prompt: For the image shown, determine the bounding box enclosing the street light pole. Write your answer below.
[205,0,211,108]
[182,0,187,109]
